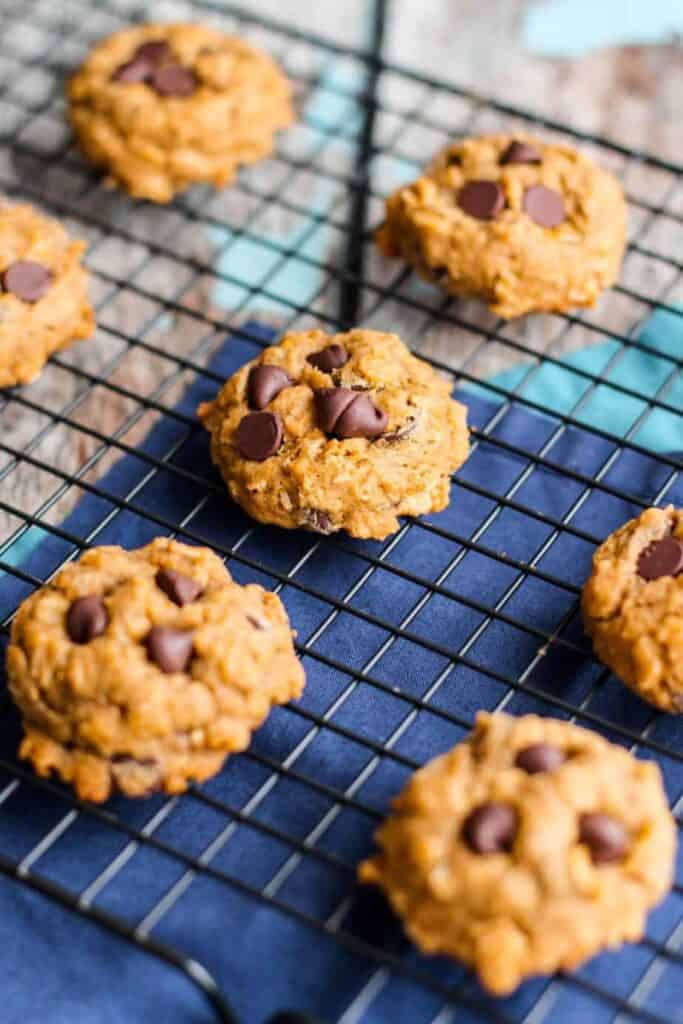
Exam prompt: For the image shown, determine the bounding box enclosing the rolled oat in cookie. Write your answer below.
[198,328,469,540]
[68,23,293,202]
[7,538,304,801]
[359,712,675,994]
[376,134,626,319]
[582,505,683,712]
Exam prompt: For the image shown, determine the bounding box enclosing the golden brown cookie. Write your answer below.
[582,505,683,712]
[68,23,293,203]
[0,202,94,387]
[7,538,305,802]
[198,328,469,540]
[359,712,675,995]
[376,134,627,319]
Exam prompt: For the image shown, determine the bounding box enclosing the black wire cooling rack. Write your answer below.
[0,0,682,1021]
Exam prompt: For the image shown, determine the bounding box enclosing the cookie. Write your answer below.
[198,328,469,540]
[582,505,683,712]
[0,202,94,387]
[68,23,293,203]
[376,134,627,319]
[359,712,675,995]
[7,538,304,802]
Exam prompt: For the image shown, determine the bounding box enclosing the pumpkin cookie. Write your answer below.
[376,134,627,319]
[68,23,293,202]
[0,202,93,387]
[7,538,305,801]
[359,712,675,994]
[198,328,469,540]
[582,505,683,712]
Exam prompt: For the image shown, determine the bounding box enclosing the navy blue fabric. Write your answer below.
[0,322,682,1024]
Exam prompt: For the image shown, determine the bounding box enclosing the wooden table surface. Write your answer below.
[0,0,680,546]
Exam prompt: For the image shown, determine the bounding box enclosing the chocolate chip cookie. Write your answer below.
[376,134,627,319]
[198,328,469,540]
[68,23,293,202]
[0,201,94,387]
[582,505,683,712]
[359,712,675,994]
[7,538,305,801]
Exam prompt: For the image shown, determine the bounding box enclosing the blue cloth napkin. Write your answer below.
[0,321,682,1024]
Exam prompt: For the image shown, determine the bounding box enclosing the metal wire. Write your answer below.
[0,1,681,1022]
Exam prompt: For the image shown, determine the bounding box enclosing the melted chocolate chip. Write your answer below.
[248,365,292,410]
[307,344,349,373]
[446,152,462,166]
[155,568,203,607]
[2,261,53,302]
[145,626,194,673]
[151,64,197,97]
[135,40,173,64]
[637,535,683,581]
[515,743,565,774]
[237,411,284,461]
[458,180,505,220]
[579,812,627,864]
[500,140,542,165]
[66,595,108,644]
[523,185,565,228]
[112,56,153,84]
[463,802,518,854]
[314,387,387,440]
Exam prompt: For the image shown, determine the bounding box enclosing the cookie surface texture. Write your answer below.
[582,505,683,712]
[7,538,305,801]
[376,134,626,318]
[0,202,94,387]
[198,328,470,540]
[359,712,675,994]
[68,23,293,202]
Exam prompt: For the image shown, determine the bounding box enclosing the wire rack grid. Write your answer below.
[0,0,682,1021]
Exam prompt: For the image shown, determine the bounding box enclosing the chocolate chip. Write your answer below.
[500,140,542,165]
[523,185,565,228]
[637,535,683,581]
[248,365,292,410]
[237,411,283,461]
[515,743,565,774]
[307,344,349,373]
[135,40,173,64]
[458,180,505,220]
[66,595,108,644]
[151,64,197,97]
[446,152,462,166]
[579,812,627,864]
[145,626,194,673]
[155,568,203,607]
[463,802,518,854]
[314,387,355,432]
[314,387,387,440]
[112,56,153,84]
[2,261,53,302]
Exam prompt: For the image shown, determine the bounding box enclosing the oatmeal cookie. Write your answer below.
[359,712,675,994]
[582,505,683,712]
[0,202,94,387]
[7,538,305,801]
[197,328,469,540]
[376,134,627,319]
[68,23,293,202]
